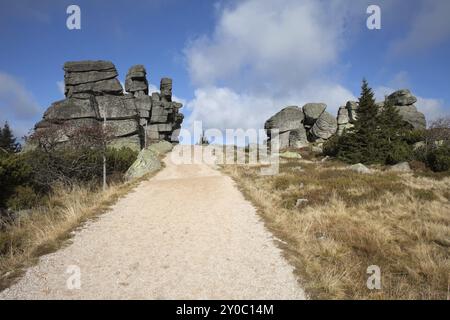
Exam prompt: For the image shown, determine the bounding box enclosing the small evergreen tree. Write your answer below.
[337,79,383,164]
[377,97,412,164]
[0,122,21,153]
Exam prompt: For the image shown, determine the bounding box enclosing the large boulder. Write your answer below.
[337,106,353,136]
[106,120,140,137]
[264,106,304,136]
[43,98,97,120]
[303,103,326,125]
[96,95,138,119]
[289,128,309,148]
[125,65,149,96]
[148,141,173,155]
[395,105,426,130]
[64,70,118,86]
[68,78,123,96]
[124,149,161,180]
[64,60,116,73]
[387,89,417,106]
[34,60,184,153]
[160,78,173,102]
[346,101,358,123]
[310,111,337,140]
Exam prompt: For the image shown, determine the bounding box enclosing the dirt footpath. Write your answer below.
[0,146,306,299]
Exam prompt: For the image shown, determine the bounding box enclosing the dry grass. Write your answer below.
[0,171,160,291]
[222,159,450,300]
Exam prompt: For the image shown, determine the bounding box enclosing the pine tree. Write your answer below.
[0,122,21,153]
[337,79,383,164]
[378,97,412,164]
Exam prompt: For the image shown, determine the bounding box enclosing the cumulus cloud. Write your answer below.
[185,83,355,135]
[0,72,41,138]
[183,0,359,135]
[390,0,450,54]
[185,0,353,93]
[183,0,449,137]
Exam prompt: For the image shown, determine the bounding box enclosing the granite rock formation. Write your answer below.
[34,60,184,151]
[266,88,427,148]
[265,104,337,149]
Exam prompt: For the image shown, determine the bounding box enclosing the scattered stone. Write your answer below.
[279,151,302,159]
[388,162,411,172]
[295,198,308,207]
[125,149,161,180]
[349,163,372,174]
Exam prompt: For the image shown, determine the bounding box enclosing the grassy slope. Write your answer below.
[222,159,450,299]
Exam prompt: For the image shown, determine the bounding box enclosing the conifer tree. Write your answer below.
[337,79,383,164]
[0,122,21,153]
[377,97,411,164]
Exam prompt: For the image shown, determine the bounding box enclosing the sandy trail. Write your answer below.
[0,146,305,300]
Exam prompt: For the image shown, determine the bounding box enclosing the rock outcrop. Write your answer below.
[265,88,427,148]
[34,60,184,151]
[265,104,337,149]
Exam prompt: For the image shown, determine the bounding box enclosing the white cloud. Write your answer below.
[182,0,449,136]
[185,0,352,93]
[57,81,65,96]
[185,83,355,133]
[183,0,359,134]
[0,72,41,138]
[390,0,450,54]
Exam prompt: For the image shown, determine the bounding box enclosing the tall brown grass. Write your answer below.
[0,176,149,291]
[222,160,450,299]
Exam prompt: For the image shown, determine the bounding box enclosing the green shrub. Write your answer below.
[6,185,43,210]
[0,153,32,208]
[323,135,339,157]
[106,147,138,174]
[403,129,426,145]
[426,145,450,172]
[385,141,413,165]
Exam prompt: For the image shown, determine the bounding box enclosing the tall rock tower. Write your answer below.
[34,60,184,151]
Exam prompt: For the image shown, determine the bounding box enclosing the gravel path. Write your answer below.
[0,146,305,300]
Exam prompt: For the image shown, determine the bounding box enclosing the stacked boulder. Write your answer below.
[265,103,337,149]
[145,78,184,143]
[337,101,358,136]
[266,89,426,148]
[336,89,426,136]
[386,89,426,130]
[34,60,184,151]
[125,65,148,97]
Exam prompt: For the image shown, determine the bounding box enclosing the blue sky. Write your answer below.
[1,0,449,139]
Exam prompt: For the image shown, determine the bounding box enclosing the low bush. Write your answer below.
[426,145,450,172]
[6,186,43,211]
[0,153,32,209]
